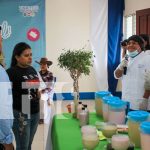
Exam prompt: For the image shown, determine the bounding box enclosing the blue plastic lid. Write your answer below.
[127,111,149,122]
[102,96,120,104]
[95,91,111,99]
[108,100,126,109]
[140,122,150,134]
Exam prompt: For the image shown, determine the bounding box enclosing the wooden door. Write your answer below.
[136,8,150,35]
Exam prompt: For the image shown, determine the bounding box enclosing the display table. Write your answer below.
[51,113,141,150]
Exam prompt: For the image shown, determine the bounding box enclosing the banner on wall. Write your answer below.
[0,0,45,69]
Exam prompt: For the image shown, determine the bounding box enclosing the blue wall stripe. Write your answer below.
[53,92,122,101]
[53,92,95,101]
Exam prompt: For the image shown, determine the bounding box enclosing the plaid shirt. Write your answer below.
[39,70,54,92]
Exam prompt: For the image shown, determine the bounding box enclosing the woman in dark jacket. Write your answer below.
[7,42,40,150]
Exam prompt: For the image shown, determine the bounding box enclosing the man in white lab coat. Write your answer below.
[114,35,150,111]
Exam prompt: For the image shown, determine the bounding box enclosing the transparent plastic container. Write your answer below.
[82,134,99,150]
[140,121,150,150]
[81,125,97,137]
[95,91,111,117]
[111,134,130,150]
[102,96,120,122]
[127,111,149,148]
[95,121,106,131]
[108,100,126,124]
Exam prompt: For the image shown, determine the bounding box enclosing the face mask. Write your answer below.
[127,50,139,58]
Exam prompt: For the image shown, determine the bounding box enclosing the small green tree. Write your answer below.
[58,48,93,101]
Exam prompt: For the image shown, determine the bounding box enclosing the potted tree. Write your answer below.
[58,47,93,117]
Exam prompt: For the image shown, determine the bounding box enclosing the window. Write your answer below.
[124,14,136,39]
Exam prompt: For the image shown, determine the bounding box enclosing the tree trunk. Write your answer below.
[73,79,79,100]
[73,78,79,118]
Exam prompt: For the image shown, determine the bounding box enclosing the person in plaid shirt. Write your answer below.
[36,58,54,124]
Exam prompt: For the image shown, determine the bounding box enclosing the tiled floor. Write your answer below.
[32,100,95,150]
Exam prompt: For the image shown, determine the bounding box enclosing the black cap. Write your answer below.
[83,104,87,107]
[127,35,144,51]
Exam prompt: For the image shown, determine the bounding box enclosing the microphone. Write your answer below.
[124,55,128,75]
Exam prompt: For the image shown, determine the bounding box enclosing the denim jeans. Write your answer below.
[13,110,39,150]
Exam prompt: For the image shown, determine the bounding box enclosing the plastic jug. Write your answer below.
[140,121,150,150]
[102,96,120,122]
[95,91,111,117]
[108,100,126,124]
[127,111,149,148]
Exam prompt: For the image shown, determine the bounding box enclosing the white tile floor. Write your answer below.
[32,100,95,150]
[13,100,95,150]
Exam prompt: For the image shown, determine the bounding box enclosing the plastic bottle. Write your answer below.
[77,101,83,119]
[79,107,88,127]
[83,104,89,124]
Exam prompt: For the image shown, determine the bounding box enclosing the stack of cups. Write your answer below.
[81,125,99,149]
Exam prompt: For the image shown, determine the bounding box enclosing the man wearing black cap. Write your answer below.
[114,35,150,111]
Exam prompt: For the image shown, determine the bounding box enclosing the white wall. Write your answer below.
[45,0,150,93]
[46,0,97,93]
[124,0,150,15]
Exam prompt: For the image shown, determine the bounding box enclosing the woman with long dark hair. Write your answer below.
[7,42,41,150]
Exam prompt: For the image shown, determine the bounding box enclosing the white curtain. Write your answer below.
[90,0,108,90]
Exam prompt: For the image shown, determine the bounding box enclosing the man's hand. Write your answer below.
[139,98,148,110]
[3,143,14,150]
[118,58,128,70]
